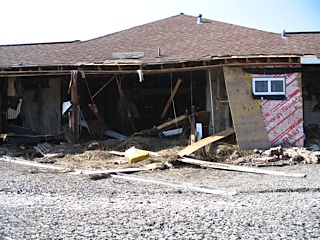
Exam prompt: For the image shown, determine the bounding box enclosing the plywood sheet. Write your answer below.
[223,67,271,150]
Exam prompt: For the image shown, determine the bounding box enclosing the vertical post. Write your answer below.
[70,71,79,139]
[217,70,221,132]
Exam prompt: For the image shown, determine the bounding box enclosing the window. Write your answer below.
[252,77,285,96]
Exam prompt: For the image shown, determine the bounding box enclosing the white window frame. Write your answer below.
[252,77,285,96]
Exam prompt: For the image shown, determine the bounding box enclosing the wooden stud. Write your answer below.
[217,70,221,132]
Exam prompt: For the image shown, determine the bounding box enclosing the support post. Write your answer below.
[70,71,79,139]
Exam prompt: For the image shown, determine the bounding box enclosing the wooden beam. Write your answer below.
[91,75,116,99]
[178,128,235,157]
[178,157,306,178]
[0,60,301,77]
[160,78,183,119]
[154,112,189,132]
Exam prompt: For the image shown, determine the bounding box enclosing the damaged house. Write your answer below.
[0,13,319,149]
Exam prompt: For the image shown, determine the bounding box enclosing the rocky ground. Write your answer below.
[0,155,320,239]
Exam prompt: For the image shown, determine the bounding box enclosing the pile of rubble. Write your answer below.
[232,145,320,166]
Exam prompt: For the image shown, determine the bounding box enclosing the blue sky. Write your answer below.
[1,0,319,45]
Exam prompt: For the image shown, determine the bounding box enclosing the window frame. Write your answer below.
[252,77,286,96]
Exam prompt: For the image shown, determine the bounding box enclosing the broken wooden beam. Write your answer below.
[111,173,237,195]
[178,128,235,157]
[178,157,306,178]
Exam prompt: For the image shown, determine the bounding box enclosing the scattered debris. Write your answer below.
[234,145,319,166]
[87,142,101,150]
[35,153,65,163]
[33,142,65,163]
[34,142,53,156]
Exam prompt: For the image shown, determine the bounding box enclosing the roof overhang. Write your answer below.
[0,55,302,77]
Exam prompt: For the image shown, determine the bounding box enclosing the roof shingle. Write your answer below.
[0,14,319,67]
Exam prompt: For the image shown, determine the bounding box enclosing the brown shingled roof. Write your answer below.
[0,14,319,67]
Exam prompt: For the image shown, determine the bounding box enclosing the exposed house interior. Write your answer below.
[302,64,320,140]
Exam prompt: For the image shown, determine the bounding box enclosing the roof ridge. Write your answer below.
[82,13,198,42]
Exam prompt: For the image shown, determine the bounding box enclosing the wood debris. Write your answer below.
[233,145,319,166]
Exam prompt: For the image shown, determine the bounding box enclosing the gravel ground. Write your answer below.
[0,161,320,240]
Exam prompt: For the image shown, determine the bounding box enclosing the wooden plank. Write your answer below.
[179,157,306,178]
[0,156,65,170]
[223,67,271,150]
[178,128,234,157]
[155,112,189,132]
[160,78,183,119]
[75,168,144,175]
[111,173,237,195]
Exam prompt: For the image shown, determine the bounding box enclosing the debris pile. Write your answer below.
[233,145,320,166]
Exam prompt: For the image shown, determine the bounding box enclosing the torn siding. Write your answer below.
[259,72,304,147]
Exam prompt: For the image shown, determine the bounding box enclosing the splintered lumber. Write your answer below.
[111,173,237,195]
[178,128,235,157]
[179,157,306,178]
[160,78,183,119]
[0,156,65,170]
